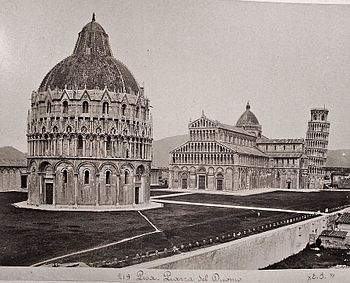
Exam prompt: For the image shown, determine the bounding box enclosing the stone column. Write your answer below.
[67,138,70,156]
[39,173,43,204]
[111,138,115,157]
[140,174,145,203]
[116,175,120,205]
[132,175,136,205]
[74,173,78,206]
[82,136,86,157]
[53,137,57,156]
[104,137,107,157]
[96,174,100,206]
[96,136,101,158]
[74,136,77,157]
[60,137,63,156]
[53,173,56,206]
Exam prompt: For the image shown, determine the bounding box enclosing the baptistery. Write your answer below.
[27,14,153,208]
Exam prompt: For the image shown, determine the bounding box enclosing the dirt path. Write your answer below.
[152,199,322,215]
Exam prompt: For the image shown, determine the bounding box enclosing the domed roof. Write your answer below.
[39,14,140,94]
[236,102,260,126]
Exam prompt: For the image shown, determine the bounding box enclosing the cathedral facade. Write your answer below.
[169,103,329,191]
[27,15,153,207]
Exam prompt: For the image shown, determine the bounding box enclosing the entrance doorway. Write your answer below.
[135,187,139,204]
[217,179,223,191]
[45,183,53,204]
[198,175,205,190]
[216,173,224,191]
[182,177,188,189]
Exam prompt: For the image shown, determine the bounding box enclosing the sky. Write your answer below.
[0,0,350,152]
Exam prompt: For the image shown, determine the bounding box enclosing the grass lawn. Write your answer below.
[57,203,301,267]
[0,191,318,267]
[0,192,153,266]
[160,191,350,212]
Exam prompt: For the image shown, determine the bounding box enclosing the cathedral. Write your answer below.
[27,15,153,208]
[169,103,329,191]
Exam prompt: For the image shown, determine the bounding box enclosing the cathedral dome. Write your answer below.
[236,102,260,126]
[39,14,140,94]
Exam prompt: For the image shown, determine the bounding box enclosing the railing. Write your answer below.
[84,213,319,268]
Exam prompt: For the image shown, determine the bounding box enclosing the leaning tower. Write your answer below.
[305,108,330,189]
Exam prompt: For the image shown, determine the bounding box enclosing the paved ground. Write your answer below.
[152,198,319,215]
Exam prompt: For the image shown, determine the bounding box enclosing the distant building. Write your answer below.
[325,150,350,189]
[169,109,269,191]
[256,139,308,189]
[0,147,27,192]
[169,103,329,191]
[150,167,169,187]
[26,15,153,208]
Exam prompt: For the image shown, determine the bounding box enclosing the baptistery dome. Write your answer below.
[39,14,140,94]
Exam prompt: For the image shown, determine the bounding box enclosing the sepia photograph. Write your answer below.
[0,0,350,282]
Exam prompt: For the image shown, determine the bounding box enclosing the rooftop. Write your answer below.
[320,230,347,239]
[257,138,304,144]
[337,212,350,224]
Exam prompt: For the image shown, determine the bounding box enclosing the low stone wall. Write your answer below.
[131,215,330,270]
[0,167,26,192]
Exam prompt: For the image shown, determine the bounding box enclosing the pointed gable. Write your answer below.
[189,115,216,129]
[101,90,112,102]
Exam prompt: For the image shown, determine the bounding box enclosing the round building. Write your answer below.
[26,15,153,209]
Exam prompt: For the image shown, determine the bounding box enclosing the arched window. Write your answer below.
[63,101,68,114]
[106,136,112,150]
[135,107,139,118]
[84,170,90,184]
[124,170,129,184]
[47,102,51,113]
[106,171,111,185]
[63,170,68,184]
[82,101,89,113]
[122,104,126,116]
[77,135,83,149]
[102,102,109,114]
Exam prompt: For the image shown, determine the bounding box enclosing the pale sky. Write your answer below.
[0,0,350,152]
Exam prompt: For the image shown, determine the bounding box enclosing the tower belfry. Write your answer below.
[305,108,330,189]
